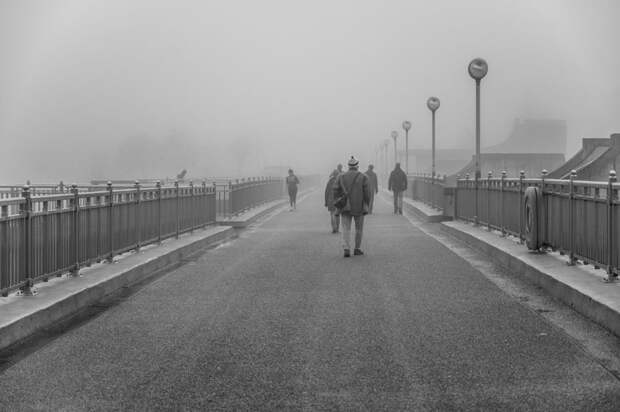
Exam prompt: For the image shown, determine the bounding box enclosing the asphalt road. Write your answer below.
[1,190,619,411]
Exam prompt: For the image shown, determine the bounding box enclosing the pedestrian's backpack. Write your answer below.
[334,172,360,209]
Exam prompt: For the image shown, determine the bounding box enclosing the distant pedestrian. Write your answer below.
[388,162,407,214]
[336,163,343,175]
[324,170,340,233]
[286,169,300,210]
[333,156,370,257]
[364,164,378,214]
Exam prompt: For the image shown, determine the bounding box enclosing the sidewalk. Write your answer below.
[0,197,292,352]
[404,197,620,338]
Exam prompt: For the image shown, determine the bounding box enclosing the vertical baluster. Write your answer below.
[19,185,35,295]
[229,180,233,218]
[487,171,492,231]
[568,170,577,265]
[134,181,141,251]
[606,170,617,281]
[156,181,162,244]
[70,184,80,276]
[541,170,548,247]
[201,180,207,228]
[189,181,194,234]
[175,180,180,239]
[107,181,114,263]
[499,171,506,237]
[519,171,525,244]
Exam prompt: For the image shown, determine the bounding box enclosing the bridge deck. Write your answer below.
[1,190,619,410]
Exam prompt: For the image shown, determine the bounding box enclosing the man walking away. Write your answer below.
[364,164,378,214]
[388,162,407,215]
[334,156,370,257]
[324,170,340,233]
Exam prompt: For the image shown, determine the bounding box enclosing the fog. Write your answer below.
[1,0,619,183]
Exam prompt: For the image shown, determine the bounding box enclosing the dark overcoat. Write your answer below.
[324,175,337,211]
[333,169,370,216]
[365,169,378,193]
[388,168,408,192]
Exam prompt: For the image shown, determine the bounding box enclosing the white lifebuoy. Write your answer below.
[524,186,542,250]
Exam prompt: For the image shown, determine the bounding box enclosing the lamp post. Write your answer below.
[426,97,440,181]
[402,121,411,175]
[391,131,398,167]
[384,139,390,179]
[468,57,488,225]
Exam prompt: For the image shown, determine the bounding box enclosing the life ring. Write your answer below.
[524,186,542,250]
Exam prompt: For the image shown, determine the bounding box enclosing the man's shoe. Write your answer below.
[354,248,364,256]
[343,249,351,258]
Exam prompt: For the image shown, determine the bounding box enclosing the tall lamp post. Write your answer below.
[468,57,488,225]
[391,130,398,167]
[402,121,411,175]
[383,139,390,179]
[426,97,440,181]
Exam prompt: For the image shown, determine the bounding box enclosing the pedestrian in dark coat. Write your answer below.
[324,170,340,233]
[364,164,378,214]
[388,162,407,214]
[333,156,370,257]
[286,169,300,210]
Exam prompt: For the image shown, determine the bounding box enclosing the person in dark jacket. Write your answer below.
[333,156,370,257]
[324,170,340,233]
[388,162,407,214]
[286,169,300,211]
[364,164,378,214]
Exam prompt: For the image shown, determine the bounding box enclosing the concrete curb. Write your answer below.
[402,198,451,223]
[217,199,289,228]
[217,189,315,228]
[440,221,620,338]
[381,190,450,223]
[0,226,235,352]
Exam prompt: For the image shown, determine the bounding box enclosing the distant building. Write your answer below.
[548,134,620,181]
[403,118,567,181]
[485,118,566,154]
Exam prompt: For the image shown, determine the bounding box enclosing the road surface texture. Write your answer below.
[1,190,619,411]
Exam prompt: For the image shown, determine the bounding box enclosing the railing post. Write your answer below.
[134,181,141,251]
[541,169,548,246]
[19,185,36,295]
[487,171,492,231]
[229,180,233,218]
[107,181,114,263]
[519,170,525,244]
[70,184,80,276]
[156,181,162,244]
[606,170,617,281]
[175,180,180,239]
[568,170,577,265]
[201,180,207,228]
[189,181,194,234]
[499,170,507,237]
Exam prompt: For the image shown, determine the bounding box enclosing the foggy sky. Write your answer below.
[1,0,619,182]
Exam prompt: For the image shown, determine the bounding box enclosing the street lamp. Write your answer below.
[384,139,390,179]
[391,130,398,167]
[426,97,440,181]
[468,57,488,225]
[402,121,411,175]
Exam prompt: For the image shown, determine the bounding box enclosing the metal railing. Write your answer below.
[215,177,284,218]
[455,170,619,281]
[408,174,447,209]
[0,181,217,296]
[0,176,287,295]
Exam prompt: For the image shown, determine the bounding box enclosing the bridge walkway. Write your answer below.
[1,190,619,410]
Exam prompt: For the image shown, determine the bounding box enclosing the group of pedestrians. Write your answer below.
[324,156,408,258]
